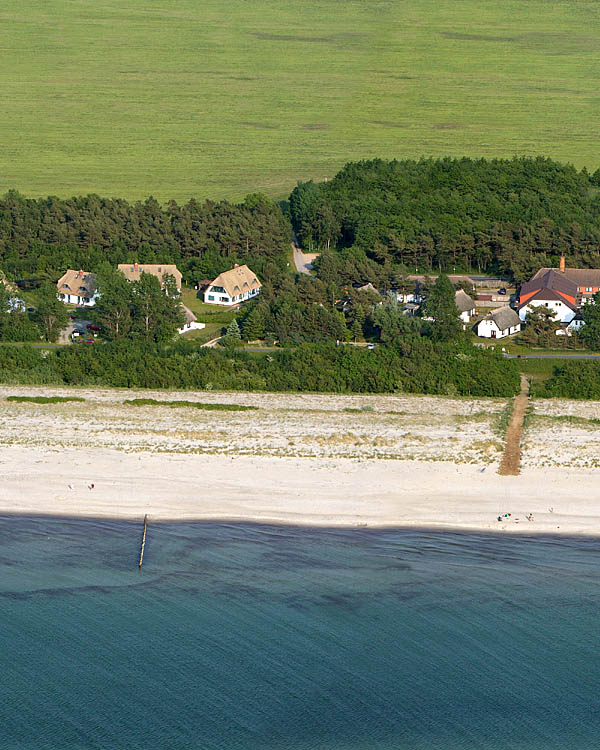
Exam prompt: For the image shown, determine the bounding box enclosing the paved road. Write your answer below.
[202,336,222,348]
[291,233,319,275]
[504,353,600,359]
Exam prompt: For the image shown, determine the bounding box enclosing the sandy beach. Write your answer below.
[0,385,598,534]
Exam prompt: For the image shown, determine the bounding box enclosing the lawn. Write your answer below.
[180,288,237,323]
[0,0,598,202]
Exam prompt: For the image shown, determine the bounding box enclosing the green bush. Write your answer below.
[124,398,258,411]
[6,395,85,403]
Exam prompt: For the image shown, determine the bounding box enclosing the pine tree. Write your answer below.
[225,318,241,339]
[242,306,266,341]
[94,266,133,340]
[222,317,242,348]
[34,282,69,342]
[579,293,600,349]
[422,274,461,342]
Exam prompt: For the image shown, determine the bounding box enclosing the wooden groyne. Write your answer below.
[138,514,148,568]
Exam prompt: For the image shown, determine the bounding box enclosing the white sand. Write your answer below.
[0,446,597,535]
[0,385,598,535]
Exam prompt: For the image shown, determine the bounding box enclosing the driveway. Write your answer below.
[292,233,319,275]
[59,316,92,345]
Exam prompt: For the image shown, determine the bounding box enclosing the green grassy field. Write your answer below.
[1,0,599,202]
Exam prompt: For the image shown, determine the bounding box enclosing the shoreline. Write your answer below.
[1,445,598,536]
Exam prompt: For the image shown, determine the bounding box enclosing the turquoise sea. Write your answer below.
[1,517,599,749]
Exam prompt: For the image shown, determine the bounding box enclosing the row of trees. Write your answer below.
[0,191,291,285]
[0,338,520,397]
[93,266,184,342]
[231,273,465,346]
[289,157,600,284]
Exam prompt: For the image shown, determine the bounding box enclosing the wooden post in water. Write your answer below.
[138,514,148,568]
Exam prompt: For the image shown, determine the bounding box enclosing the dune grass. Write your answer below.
[0,0,598,202]
[6,396,85,404]
[124,399,258,411]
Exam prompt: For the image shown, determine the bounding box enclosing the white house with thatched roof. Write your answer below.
[177,306,205,335]
[476,307,521,339]
[204,264,261,306]
[57,269,99,306]
[118,263,182,294]
[455,289,475,324]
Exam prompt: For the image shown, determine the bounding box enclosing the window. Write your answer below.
[221,296,229,302]
[158,267,162,273]
[586,287,593,292]
[208,295,214,301]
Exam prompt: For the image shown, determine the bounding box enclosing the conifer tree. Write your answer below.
[35,282,69,342]
[422,274,461,342]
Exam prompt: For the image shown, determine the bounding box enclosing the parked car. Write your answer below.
[367,343,376,350]
[498,288,507,295]
[86,324,102,331]
[85,339,95,344]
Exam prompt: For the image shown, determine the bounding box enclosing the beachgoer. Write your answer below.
[91,483,95,490]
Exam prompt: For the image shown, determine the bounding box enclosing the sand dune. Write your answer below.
[0,385,597,535]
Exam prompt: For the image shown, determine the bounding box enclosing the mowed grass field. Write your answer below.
[0,0,599,202]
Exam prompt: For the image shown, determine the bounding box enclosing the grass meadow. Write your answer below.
[0,0,599,202]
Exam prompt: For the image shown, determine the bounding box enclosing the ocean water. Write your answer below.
[0,518,599,749]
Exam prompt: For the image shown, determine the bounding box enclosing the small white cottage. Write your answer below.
[455,289,475,324]
[476,307,521,339]
[177,306,206,335]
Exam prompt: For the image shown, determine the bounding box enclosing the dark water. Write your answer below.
[1,517,599,749]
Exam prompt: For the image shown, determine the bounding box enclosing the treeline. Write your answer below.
[532,361,600,399]
[289,157,600,284]
[0,339,520,397]
[0,191,291,283]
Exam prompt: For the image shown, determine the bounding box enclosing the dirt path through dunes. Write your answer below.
[498,376,530,476]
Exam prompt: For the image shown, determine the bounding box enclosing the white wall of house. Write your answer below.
[396,292,422,304]
[204,287,260,306]
[177,321,206,335]
[518,299,575,324]
[459,308,474,324]
[476,319,521,339]
[58,292,98,307]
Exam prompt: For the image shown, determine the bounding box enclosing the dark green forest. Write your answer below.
[532,361,600,399]
[0,339,520,397]
[0,191,291,283]
[290,157,600,285]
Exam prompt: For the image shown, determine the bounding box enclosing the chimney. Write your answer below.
[134,263,139,271]
[560,255,566,273]
[234,263,239,268]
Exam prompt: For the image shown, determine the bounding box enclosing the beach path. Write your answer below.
[498,375,530,476]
